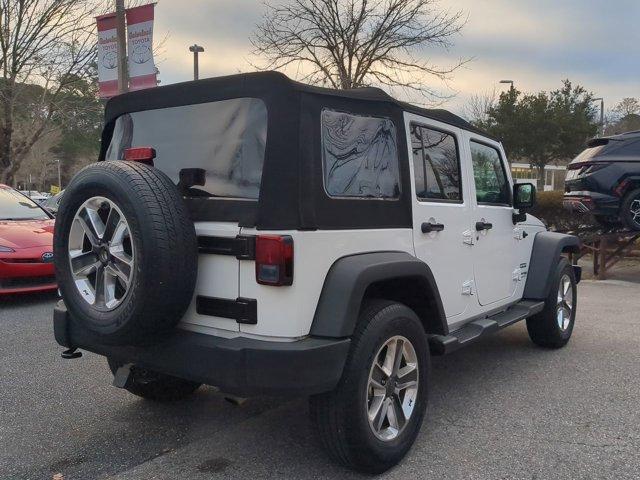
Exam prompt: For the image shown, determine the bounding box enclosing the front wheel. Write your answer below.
[526,258,577,349]
[309,300,429,474]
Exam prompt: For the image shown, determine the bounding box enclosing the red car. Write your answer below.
[0,184,57,295]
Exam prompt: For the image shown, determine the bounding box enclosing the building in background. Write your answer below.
[511,163,567,191]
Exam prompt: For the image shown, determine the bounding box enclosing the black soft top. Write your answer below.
[104,70,486,136]
[100,71,493,230]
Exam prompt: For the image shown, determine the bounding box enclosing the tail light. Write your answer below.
[124,147,156,166]
[255,235,293,286]
[614,179,631,197]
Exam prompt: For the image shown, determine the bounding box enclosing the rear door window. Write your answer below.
[410,124,462,202]
[321,109,400,199]
[106,98,268,199]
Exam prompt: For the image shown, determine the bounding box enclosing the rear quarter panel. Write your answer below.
[238,228,414,339]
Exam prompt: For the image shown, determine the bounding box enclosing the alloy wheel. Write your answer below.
[630,199,640,227]
[68,196,135,311]
[366,336,419,441]
[556,274,573,331]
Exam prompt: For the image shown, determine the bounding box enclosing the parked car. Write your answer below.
[564,131,640,230]
[53,72,580,473]
[19,190,50,205]
[0,184,57,295]
[42,190,64,215]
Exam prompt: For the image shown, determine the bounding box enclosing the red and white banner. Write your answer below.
[96,13,119,99]
[126,4,157,92]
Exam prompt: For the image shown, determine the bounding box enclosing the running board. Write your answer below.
[428,300,545,356]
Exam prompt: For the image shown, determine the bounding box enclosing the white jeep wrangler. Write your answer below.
[53,71,581,473]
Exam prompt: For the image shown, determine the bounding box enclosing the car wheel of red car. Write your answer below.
[53,161,198,345]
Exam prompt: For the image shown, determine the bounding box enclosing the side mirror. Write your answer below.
[513,182,536,211]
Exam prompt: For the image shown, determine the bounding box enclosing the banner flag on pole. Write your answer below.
[96,13,119,99]
[126,4,158,92]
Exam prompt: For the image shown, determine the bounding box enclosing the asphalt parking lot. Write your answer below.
[1,280,639,480]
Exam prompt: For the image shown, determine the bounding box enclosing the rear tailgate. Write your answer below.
[179,221,240,334]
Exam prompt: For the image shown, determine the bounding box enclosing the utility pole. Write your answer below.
[116,0,128,94]
[189,44,204,80]
[56,159,62,190]
[592,97,605,137]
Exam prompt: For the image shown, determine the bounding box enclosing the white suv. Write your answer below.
[53,71,581,473]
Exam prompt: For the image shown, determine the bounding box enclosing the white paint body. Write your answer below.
[179,112,546,341]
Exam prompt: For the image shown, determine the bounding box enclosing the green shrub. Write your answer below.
[530,191,597,233]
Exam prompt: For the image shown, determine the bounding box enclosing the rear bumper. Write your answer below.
[53,301,350,397]
[562,191,620,215]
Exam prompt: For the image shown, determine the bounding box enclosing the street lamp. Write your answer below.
[592,97,605,137]
[499,79,515,90]
[189,44,205,80]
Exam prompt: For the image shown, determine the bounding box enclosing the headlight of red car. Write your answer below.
[0,245,15,252]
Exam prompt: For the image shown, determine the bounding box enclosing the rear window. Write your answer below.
[106,98,268,199]
[573,137,640,163]
[321,109,400,199]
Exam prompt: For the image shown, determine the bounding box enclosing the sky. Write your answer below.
[150,0,640,117]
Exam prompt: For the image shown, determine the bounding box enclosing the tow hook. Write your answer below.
[61,348,82,360]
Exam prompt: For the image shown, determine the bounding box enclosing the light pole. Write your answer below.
[56,159,62,190]
[189,44,205,80]
[592,97,605,137]
[499,79,515,91]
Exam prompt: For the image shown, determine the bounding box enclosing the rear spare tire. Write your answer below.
[54,161,197,345]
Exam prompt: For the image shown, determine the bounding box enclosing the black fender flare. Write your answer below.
[310,251,447,338]
[523,231,581,300]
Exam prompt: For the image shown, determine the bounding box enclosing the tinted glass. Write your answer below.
[411,124,461,201]
[0,188,49,220]
[470,142,510,205]
[573,137,640,163]
[107,98,268,199]
[321,109,400,198]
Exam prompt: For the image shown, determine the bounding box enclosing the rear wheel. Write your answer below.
[309,300,429,474]
[54,161,198,345]
[620,188,640,231]
[526,258,577,349]
[107,359,201,401]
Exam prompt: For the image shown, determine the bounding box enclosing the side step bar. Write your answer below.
[428,300,545,356]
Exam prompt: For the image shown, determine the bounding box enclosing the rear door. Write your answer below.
[465,137,518,306]
[406,114,475,322]
[105,97,269,334]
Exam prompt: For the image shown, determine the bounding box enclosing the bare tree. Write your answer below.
[464,87,497,127]
[613,97,640,118]
[0,0,106,185]
[251,0,468,102]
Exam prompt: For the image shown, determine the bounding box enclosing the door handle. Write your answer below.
[422,222,445,233]
[475,221,493,231]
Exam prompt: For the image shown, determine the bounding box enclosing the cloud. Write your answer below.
[150,0,639,114]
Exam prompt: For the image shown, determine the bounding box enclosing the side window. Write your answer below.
[410,124,462,202]
[321,109,400,198]
[470,141,511,206]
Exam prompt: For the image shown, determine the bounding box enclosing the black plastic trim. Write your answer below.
[198,235,256,260]
[311,251,447,338]
[196,296,258,324]
[428,300,545,355]
[523,231,581,300]
[53,300,350,396]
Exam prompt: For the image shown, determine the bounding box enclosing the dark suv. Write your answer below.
[564,131,640,230]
